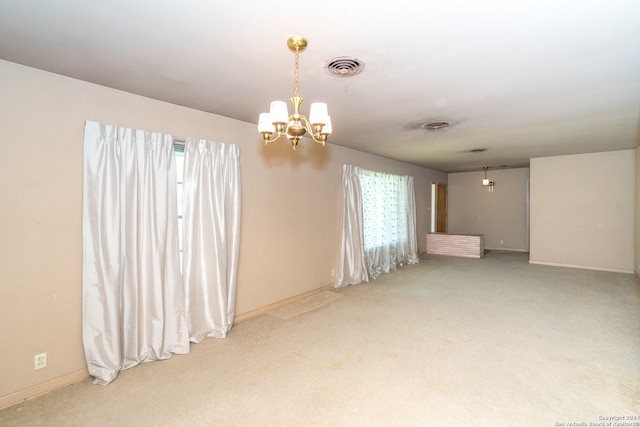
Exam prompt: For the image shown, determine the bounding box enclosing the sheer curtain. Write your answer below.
[82,121,189,385]
[406,176,419,265]
[182,138,241,342]
[360,169,411,279]
[334,165,418,286]
[334,165,368,288]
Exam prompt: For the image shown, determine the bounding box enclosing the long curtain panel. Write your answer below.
[82,120,189,385]
[335,165,419,286]
[182,138,241,342]
[406,176,419,265]
[334,164,368,288]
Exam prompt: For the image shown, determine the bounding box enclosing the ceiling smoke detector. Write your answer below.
[324,57,365,78]
[423,121,450,130]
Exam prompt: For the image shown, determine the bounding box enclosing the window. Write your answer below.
[358,168,409,252]
[357,168,415,279]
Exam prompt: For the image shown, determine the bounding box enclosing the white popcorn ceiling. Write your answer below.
[0,0,638,172]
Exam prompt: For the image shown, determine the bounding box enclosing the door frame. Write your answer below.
[430,182,447,233]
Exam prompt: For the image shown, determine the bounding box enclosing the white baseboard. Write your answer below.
[529,260,634,274]
[234,283,335,323]
[0,368,89,410]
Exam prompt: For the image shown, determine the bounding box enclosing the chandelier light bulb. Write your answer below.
[269,101,288,125]
[258,113,275,134]
[321,116,332,135]
[309,102,328,126]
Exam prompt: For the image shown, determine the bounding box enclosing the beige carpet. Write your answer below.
[1,251,639,426]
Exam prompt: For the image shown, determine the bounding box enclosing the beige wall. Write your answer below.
[530,150,635,272]
[0,60,446,403]
[447,168,530,251]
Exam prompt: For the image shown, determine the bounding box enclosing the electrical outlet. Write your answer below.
[331,269,335,277]
[34,353,47,370]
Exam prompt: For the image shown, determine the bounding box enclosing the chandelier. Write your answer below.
[258,36,332,149]
[482,167,495,192]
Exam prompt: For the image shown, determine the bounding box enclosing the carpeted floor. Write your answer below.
[2,251,639,426]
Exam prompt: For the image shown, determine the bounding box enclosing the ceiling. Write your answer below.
[1,1,639,173]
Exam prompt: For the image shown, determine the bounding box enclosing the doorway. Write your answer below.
[430,182,447,233]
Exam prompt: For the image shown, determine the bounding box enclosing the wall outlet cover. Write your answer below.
[34,353,47,370]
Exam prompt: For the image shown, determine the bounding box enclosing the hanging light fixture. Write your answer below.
[482,167,495,192]
[258,35,332,150]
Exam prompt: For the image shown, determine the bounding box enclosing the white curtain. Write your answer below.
[182,138,241,343]
[82,121,189,385]
[406,176,419,265]
[334,165,368,288]
[334,165,419,286]
[360,169,407,278]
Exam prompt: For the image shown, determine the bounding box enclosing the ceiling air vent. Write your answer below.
[423,121,450,130]
[324,57,365,78]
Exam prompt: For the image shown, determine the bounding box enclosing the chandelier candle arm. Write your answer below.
[258,35,332,149]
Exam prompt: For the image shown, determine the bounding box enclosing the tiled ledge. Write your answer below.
[426,233,485,259]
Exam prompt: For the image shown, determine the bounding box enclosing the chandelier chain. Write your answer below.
[294,50,300,98]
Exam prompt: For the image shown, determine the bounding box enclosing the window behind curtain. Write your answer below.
[334,164,418,287]
[359,169,409,252]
